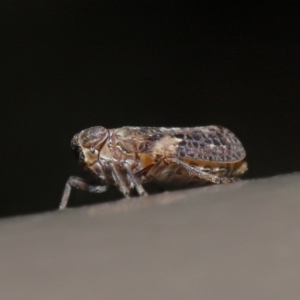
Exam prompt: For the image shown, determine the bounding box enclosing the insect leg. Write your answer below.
[59,176,108,210]
[108,161,131,198]
[123,162,148,196]
[219,177,240,183]
[166,158,235,184]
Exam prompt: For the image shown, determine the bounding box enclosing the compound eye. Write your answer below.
[90,147,99,156]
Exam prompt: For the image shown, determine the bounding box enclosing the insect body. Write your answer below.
[60,126,247,209]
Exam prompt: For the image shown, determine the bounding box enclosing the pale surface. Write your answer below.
[1,173,300,300]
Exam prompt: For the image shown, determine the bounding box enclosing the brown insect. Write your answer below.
[59,126,247,209]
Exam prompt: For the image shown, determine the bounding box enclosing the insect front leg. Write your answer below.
[165,158,236,184]
[59,176,108,210]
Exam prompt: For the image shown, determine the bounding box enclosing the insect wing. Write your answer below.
[173,126,246,162]
[116,126,246,163]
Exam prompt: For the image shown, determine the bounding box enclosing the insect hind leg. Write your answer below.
[59,176,108,210]
[165,158,237,184]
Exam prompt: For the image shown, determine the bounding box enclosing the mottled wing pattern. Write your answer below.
[116,126,246,163]
[173,126,246,162]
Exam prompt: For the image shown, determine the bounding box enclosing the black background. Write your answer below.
[2,1,299,217]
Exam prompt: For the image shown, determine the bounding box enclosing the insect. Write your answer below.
[59,126,247,209]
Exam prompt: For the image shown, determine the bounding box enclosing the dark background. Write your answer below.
[1,1,299,217]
